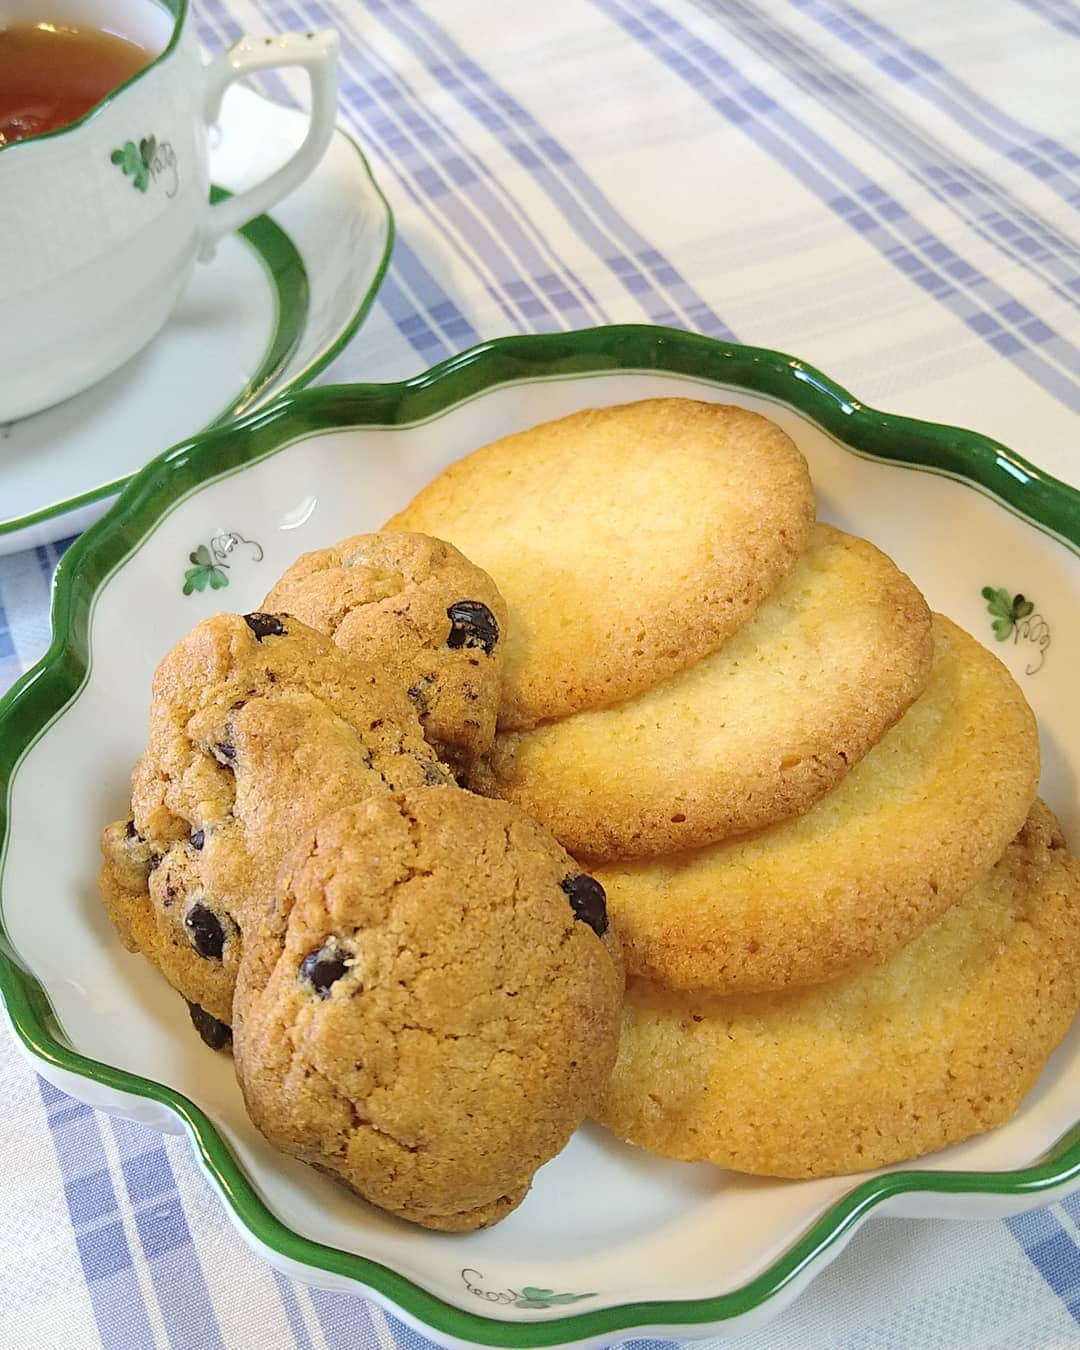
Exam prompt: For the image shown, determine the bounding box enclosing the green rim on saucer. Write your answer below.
[0,116,395,541]
[2,325,1079,1345]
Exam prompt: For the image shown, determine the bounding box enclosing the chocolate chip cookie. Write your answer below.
[233,788,624,1230]
[263,532,506,771]
[99,612,449,1037]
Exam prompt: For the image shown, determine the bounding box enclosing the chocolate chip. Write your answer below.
[244,612,287,641]
[184,902,226,960]
[187,1001,232,1051]
[212,742,236,766]
[148,852,163,871]
[299,939,349,998]
[124,819,138,840]
[189,829,205,851]
[407,673,436,707]
[446,600,499,655]
[560,874,609,937]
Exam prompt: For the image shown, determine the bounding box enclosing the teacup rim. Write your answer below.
[0,0,187,158]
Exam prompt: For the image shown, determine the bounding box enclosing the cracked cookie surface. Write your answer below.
[99,612,448,1030]
[233,788,624,1231]
[263,532,507,771]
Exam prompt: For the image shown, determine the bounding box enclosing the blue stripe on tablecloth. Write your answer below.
[1006,1208,1080,1325]
[193,7,295,104]
[195,0,483,358]
[246,0,598,334]
[378,237,482,359]
[311,1287,386,1348]
[37,1079,159,1347]
[0,593,18,696]
[595,0,1080,410]
[704,0,1080,313]
[198,0,738,346]
[274,1271,315,1349]
[376,270,454,363]
[792,0,1080,210]
[111,1116,227,1350]
[355,10,609,333]
[385,1308,442,1350]
[0,535,74,689]
[365,0,737,338]
[1013,0,1080,39]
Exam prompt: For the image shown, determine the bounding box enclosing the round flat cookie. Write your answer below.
[385,399,815,730]
[472,525,932,859]
[263,532,508,770]
[596,801,1080,1179]
[233,789,623,1231]
[99,612,449,1032]
[593,615,1039,993]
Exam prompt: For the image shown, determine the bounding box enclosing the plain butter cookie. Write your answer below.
[385,399,814,729]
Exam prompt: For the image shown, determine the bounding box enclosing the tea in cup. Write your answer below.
[0,0,339,422]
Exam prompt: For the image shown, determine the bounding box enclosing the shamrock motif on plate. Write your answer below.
[513,1286,596,1310]
[982,586,1033,641]
[980,585,1050,675]
[182,532,264,595]
[183,544,229,594]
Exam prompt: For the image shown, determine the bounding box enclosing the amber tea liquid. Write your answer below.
[0,21,151,147]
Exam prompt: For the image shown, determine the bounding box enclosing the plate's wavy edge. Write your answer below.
[0,107,395,541]
[2,325,1080,1347]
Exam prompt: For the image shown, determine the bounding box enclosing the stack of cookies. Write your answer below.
[99,395,1080,1227]
[386,397,1080,1180]
[99,537,624,1231]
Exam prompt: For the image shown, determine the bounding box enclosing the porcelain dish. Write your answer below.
[1,326,1077,1348]
[0,82,393,556]
[0,0,339,422]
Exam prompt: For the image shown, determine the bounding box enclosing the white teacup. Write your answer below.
[0,0,339,422]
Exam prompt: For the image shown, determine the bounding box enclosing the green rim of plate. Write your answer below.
[0,0,186,158]
[0,112,395,540]
[2,325,1079,1347]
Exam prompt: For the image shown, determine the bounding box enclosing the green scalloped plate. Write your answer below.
[2,325,1078,1348]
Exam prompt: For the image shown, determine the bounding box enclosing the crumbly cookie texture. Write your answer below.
[233,789,624,1231]
[593,615,1039,994]
[472,525,932,859]
[263,532,507,771]
[385,399,815,730]
[596,801,1080,1179]
[99,612,448,1032]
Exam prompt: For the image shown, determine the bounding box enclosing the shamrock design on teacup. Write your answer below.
[110,135,179,196]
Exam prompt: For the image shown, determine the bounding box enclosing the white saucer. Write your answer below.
[0,83,393,556]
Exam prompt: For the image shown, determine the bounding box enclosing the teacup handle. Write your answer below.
[199,30,340,261]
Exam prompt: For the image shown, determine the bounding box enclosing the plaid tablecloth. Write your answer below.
[2,2,1079,1345]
